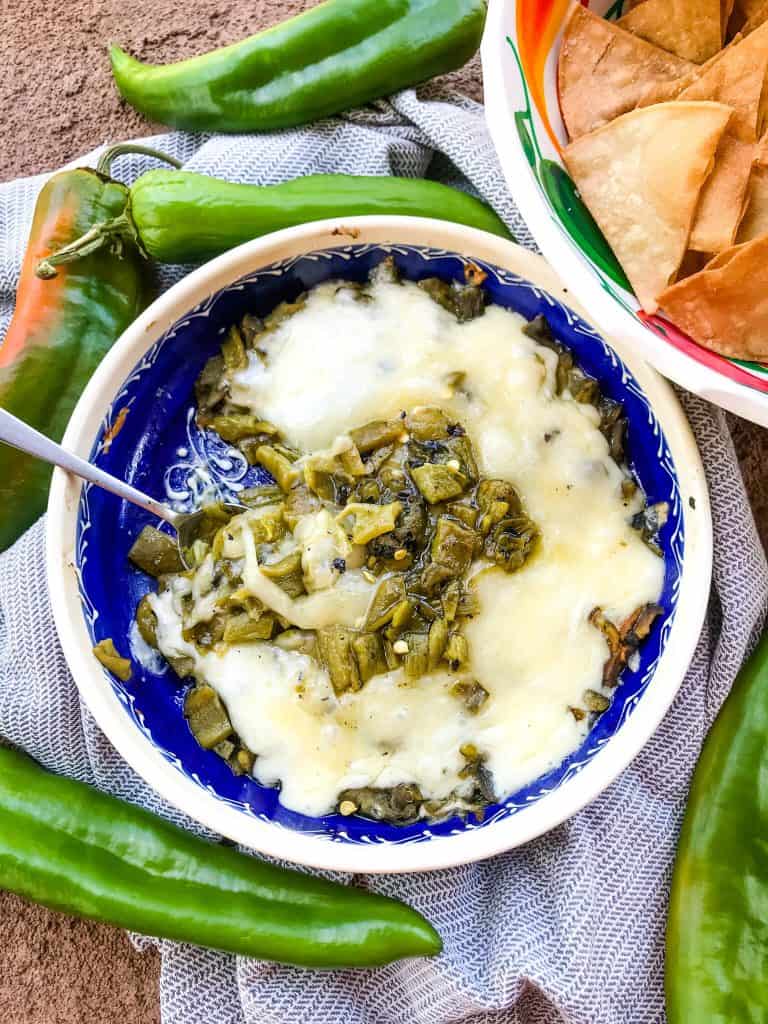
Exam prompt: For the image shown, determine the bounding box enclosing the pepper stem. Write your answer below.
[96,143,182,177]
[36,213,134,279]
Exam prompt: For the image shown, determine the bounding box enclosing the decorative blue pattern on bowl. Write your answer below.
[76,244,683,846]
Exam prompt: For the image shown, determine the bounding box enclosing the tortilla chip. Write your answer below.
[630,30,747,110]
[563,102,732,312]
[740,0,768,32]
[736,163,768,240]
[659,235,768,358]
[677,250,710,278]
[688,135,755,251]
[677,19,768,140]
[730,0,768,33]
[619,0,722,62]
[722,0,737,37]
[736,138,768,241]
[558,6,694,139]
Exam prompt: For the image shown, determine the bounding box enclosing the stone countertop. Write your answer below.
[3,3,767,1022]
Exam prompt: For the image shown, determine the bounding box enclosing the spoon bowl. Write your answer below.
[0,406,246,566]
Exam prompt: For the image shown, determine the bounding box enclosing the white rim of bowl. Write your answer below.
[481,0,768,428]
[47,216,712,873]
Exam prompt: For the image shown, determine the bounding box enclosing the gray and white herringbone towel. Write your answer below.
[1,89,767,1024]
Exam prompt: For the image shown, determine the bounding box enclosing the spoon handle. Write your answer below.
[0,408,177,525]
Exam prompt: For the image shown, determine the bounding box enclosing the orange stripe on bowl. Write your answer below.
[516,0,574,151]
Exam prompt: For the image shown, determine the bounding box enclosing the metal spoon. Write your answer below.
[0,407,246,565]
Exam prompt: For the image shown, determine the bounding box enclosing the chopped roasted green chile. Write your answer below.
[598,397,627,463]
[568,369,600,404]
[431,516,476,576]
[477,479,522,515]
[446,502,477,528]
[417,277,486,322]
[128,525,185,577]
[444,633,469,670]
[631,501,669,557]
[283,484,321,528]
[260,550,306,598]
[441,580,461,622]
[92,638,132,681]
[451,678,489,713]
[406,407,451,441]
[184,685,234,749]
[401,633,429,679]
[411,463,466,503]
[427,618,449,669]
[256,445,299,492]
[195,354,227,412]
[365,576,406,630]
[349,419,403,454]
[484,514,539,573]
[223,612,276,643]
[183,613,227,650]
[221,324,248,371]
[583,689,610,713]
[368,493,427,564]
[458,745,495,803]
[135,594,158,648]
[338,784,424,824]
[352,632,389,683]
[342,501,402,545]
[316,627,362,694]
[206,414,279,443]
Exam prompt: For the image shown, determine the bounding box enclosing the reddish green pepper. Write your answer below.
[109,0,486,134]
[0,745,441,966]
[0,166,150,551]
[667,628,768,1022]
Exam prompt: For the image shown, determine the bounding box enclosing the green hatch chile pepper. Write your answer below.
[0,166,151,552]
[666,628,768,1022]
[109,0,486,133]
[37,149,510,274]
[0,745,441,967]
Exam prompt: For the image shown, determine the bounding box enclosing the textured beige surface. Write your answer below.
[2,2,766,1021]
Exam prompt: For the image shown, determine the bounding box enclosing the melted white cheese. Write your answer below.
[154,276,664,817]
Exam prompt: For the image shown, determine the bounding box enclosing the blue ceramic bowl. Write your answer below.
[48,219,711,872]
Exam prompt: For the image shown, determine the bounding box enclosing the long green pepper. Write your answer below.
[37,150,511,276]
[667,628,768,1021]
[0,746,441,967]
[109,0,487,133]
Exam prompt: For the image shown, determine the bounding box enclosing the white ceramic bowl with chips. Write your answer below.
[482,0,768,426]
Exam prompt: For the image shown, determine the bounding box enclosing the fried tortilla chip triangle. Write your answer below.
[677,19,768,140]
[736,134,768,241]
[731,0,768,33]
[659,235,768,358]
[688,135,754,251]
[619,0,721,62]
[722,0,737,37]
[563,102,733,312]
[558,6,694,139]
